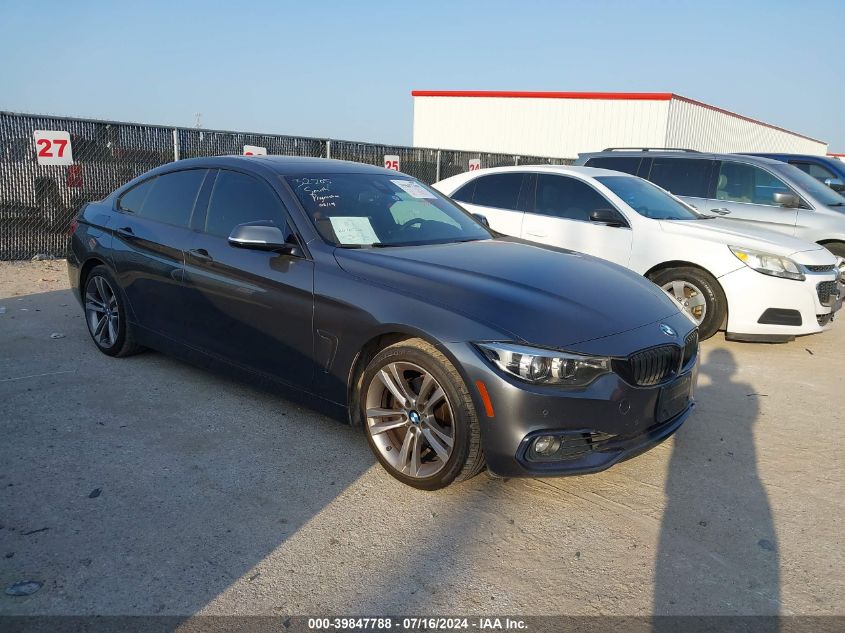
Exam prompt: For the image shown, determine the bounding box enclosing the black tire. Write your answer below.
[649,267,726,340]
[359,338,484,490]
[82,265,143,357]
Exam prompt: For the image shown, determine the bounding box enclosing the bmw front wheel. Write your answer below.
[360,339,484,490]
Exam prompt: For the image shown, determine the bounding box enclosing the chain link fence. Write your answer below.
[0,111,570,260]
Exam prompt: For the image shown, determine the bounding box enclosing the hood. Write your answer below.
[334,238,681,349]
[660,217,828,258]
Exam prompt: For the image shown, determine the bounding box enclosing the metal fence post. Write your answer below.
[514,155,520,166]
[435,150,441,182]
[173,128,180,161]
[326,139,331,159]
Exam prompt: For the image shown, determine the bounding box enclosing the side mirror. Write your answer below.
[773,192,801,208]
[472,213,490,227]
[228,223,299,255]
[823,177,845,192]
[589,208,626,227]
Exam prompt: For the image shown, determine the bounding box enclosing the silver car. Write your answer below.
[576,149,845,259]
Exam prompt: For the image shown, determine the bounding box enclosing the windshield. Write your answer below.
[286,173,492,246]
[770,162,845,207]
[595,175,702,220]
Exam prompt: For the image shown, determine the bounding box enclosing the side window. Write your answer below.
[717,162,791,205]
[450,179,476,203]
[533,174,614,221]
[472,173,525,210]
[584,157,642,176]
[118,179,155,213]
[647,158,713,197]
[136,169,208,227]
[790,161,836,182]
[204,170,285,238]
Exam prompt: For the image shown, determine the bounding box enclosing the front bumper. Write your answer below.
[719,266,839,340]
[444,312,698,478]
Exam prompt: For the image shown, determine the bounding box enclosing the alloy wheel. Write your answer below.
[662,279,707,324]
[364,361,455,479]
[85,276,120,348]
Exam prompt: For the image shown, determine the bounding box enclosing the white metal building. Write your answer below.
[412,91,828,159]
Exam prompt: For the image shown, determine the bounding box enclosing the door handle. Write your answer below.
[116,226,135,239]
[188,248,213,263]
[710,208,731,215]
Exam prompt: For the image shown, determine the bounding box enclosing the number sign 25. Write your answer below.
[384,155,400,171]
[33,130,74,166]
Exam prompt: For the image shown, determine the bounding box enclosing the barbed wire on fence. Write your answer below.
[0,111,571,260]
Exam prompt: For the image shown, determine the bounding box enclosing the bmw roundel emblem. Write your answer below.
[659,323,677,338]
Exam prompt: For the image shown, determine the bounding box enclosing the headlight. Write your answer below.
[729,246,805,281]
[476,342,611,387]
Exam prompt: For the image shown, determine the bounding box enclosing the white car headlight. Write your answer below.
[729,246,805,281]
[476,342,611,387]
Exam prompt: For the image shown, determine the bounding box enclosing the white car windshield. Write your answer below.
[596,176,703,220]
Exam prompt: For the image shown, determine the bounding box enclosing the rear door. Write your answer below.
[644,156,717,212]
[449,172,531,237]
[182,168,316,388]
[710,159,800,236]
[111,168,209,341]
[521,173,632,266]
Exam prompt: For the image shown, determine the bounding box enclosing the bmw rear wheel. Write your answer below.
[83,265,143,357]
[651,267,726,340]
[360,339,484,489]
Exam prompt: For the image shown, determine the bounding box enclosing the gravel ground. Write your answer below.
[0,260,842,617]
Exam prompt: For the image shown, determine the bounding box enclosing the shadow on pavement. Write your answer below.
[653,348,780,629]
[0,288,374,616]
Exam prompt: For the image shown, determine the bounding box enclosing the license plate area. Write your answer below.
[656,372,692,423]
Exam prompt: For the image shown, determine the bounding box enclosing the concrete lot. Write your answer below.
[0,260,843,617]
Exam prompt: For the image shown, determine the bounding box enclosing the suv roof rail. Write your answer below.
[600,147,700,153]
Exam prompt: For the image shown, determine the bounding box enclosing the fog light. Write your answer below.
[533,435,561,456]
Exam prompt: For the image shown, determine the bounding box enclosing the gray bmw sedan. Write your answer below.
[67,156,698,489]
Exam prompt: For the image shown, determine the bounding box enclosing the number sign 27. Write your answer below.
[33,131,74,166]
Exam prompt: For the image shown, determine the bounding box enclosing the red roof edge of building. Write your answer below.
[411,90,827,146]
[828,152,845,157]
[410,90,674,101]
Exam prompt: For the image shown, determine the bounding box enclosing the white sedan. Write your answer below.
[434,166,841,341]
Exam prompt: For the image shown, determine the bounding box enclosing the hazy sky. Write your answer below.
[2,0,843,150]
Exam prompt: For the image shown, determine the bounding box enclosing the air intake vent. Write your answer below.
[614,345,681,387]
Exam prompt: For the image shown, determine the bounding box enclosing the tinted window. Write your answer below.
[791,161,836,182]
[205,170,285,238]
[584,157,642,176]
[533,174,614,221]
[118,179,154,213]
[597,176,700,220]
[472,173,524,210]
[450,180,476,203]
[717,162,791,205]
[136,169,207,227]
[647,158,713,197]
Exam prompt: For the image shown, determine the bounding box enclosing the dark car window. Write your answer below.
[134,169,207,227]
[471,173,525,210]
[647,158,713,197]
[118,178,155,213]
[717,162,791,206]
[450,179,477,204]
[584,156,642,176]
[790,161,837,182]
[204,170,285,238]
[286,173,491,247]
[532,174,614,221]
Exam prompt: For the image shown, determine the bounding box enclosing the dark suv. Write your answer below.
[742,153,845,193]
[575,148,845,258]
